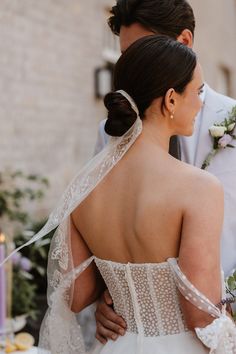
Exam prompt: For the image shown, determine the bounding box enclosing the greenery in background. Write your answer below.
[226,272,236,321]
[0,169,51,319]
[0,170,49,225]
[14,220,54,297]
[12,257,38,319]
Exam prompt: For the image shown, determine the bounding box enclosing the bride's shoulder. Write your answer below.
[176,160,223,199]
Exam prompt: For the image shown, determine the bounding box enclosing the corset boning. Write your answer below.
[95,258,189,337]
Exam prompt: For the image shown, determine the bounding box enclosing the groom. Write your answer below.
[94,0,236,343]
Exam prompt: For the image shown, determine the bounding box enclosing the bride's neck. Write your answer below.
[141,114,172,152]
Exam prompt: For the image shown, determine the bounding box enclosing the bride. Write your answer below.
[3,35,236,353]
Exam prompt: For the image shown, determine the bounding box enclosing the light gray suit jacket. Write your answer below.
[94,84,236,276]
[181,84,236,276]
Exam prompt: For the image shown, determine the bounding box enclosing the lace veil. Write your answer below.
[1,90,142,353]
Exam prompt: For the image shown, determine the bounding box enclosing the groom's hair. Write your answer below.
[108,0,195,39]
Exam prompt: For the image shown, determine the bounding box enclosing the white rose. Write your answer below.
[209,125,227,138]
[228,123,236,131]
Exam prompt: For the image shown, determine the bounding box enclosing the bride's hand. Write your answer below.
[95,289,127,344]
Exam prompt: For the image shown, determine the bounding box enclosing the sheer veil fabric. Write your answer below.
[0,91,143,353]
[37,111,143,354]
[1,90,236,353]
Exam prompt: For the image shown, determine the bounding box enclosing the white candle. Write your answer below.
[0,232,6,335]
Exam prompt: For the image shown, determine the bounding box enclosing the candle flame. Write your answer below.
[0,232,6,243]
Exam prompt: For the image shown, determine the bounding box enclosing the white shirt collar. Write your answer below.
[200,83,207,103]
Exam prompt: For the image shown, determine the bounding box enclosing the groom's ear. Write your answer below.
[177,29,193,49]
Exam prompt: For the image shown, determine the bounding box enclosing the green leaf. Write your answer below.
[35,265,46,276]
[227,275,236,290]
[27,174,38,181]
[37,247,47,259]
[41,177,49,187]
[11,171,23,178]
[20,270,34,280]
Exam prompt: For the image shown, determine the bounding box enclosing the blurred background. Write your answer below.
[0,0,235,346]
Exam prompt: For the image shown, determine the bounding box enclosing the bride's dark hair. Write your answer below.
[104,35,197,137]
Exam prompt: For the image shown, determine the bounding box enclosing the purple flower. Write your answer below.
[20,257,32,272]
[12,251,22,266]
[218,134,233,148]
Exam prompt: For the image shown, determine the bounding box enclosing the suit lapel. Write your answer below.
[194,85,229,168]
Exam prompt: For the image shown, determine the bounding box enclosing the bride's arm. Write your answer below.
[178,171,224,330]
[70,214,106,313]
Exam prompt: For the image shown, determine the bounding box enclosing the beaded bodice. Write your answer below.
[95,257,189,337]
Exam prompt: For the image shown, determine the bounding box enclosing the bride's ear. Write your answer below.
[164,88,177,119]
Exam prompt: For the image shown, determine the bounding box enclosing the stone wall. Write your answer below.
[190,0,236,97]
[0,0,112,215]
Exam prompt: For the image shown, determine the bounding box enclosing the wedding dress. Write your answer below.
[90,256,209,354]
[2,91,236,354]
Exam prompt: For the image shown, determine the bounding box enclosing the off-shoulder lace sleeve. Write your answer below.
[167,258,236,354]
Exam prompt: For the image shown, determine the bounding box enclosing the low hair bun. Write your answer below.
[104,92,137,137]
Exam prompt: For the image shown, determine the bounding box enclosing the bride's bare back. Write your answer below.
[73,135,201,264]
